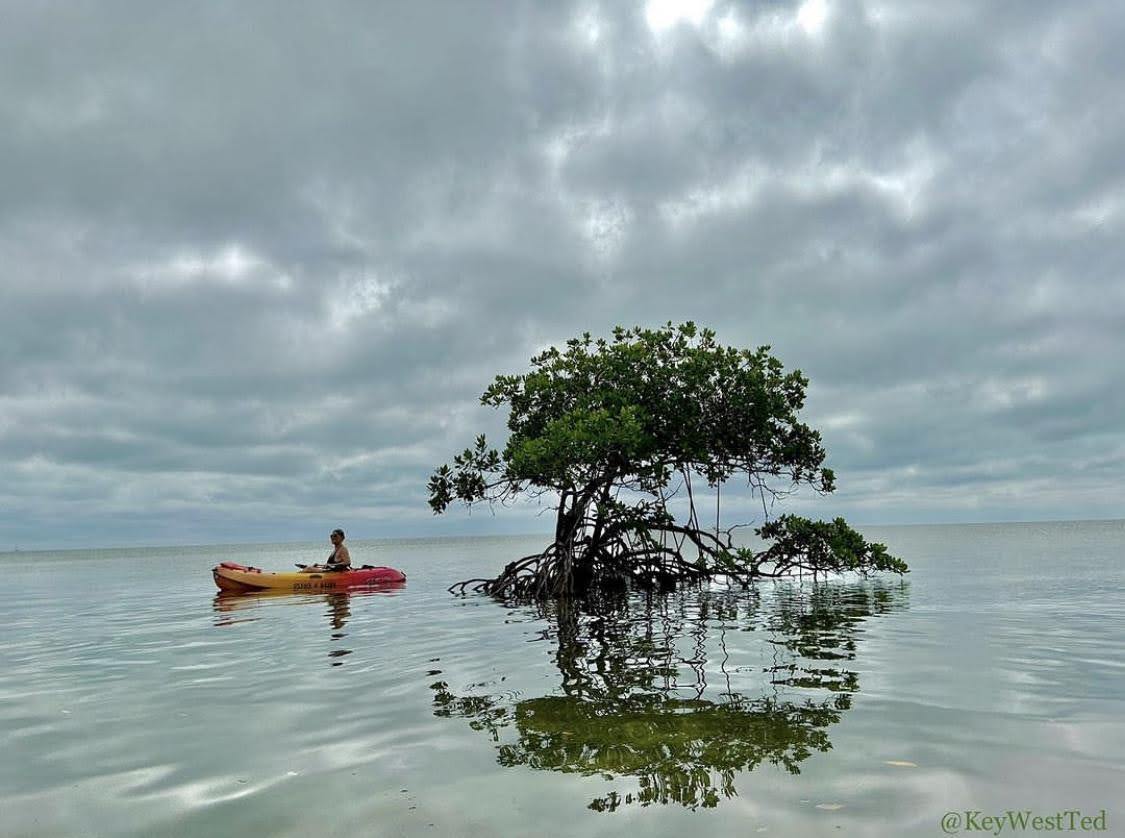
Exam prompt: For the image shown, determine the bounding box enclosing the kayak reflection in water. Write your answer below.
[300,528,352,573]
[212,591,354,664]
[327,593,352,665]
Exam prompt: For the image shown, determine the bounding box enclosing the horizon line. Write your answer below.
[3,516,1123,557]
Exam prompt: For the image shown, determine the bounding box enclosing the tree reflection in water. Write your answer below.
[432,579,908,811]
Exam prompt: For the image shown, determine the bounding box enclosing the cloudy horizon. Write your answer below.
[3,0,1123,550]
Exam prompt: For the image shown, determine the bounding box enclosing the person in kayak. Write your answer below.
[325,528,351,570]
[300,528,352,573]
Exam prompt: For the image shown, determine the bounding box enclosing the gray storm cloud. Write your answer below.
[1,0,1122,548]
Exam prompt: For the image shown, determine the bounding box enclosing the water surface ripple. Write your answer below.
[1,523,1122,837]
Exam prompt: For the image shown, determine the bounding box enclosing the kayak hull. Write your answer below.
[212,562,406,594]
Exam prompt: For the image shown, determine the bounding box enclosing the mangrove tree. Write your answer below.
[428,322,906,598]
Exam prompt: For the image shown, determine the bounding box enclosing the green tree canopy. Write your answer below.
[429,322,906,598]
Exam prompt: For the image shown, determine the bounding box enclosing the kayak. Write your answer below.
[212,561,406,594]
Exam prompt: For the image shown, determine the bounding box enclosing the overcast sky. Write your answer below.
[2,0,1122,549]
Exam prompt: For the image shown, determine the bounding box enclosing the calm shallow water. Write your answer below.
[1,521,1123,837]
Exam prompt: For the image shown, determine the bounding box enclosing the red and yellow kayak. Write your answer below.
[212,562,406,594]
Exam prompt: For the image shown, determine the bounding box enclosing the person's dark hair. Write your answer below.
[331,528,345,539]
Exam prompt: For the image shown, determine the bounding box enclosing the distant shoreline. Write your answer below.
[3,517,1123,557]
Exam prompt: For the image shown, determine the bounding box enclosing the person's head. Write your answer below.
[330,528,345,544]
